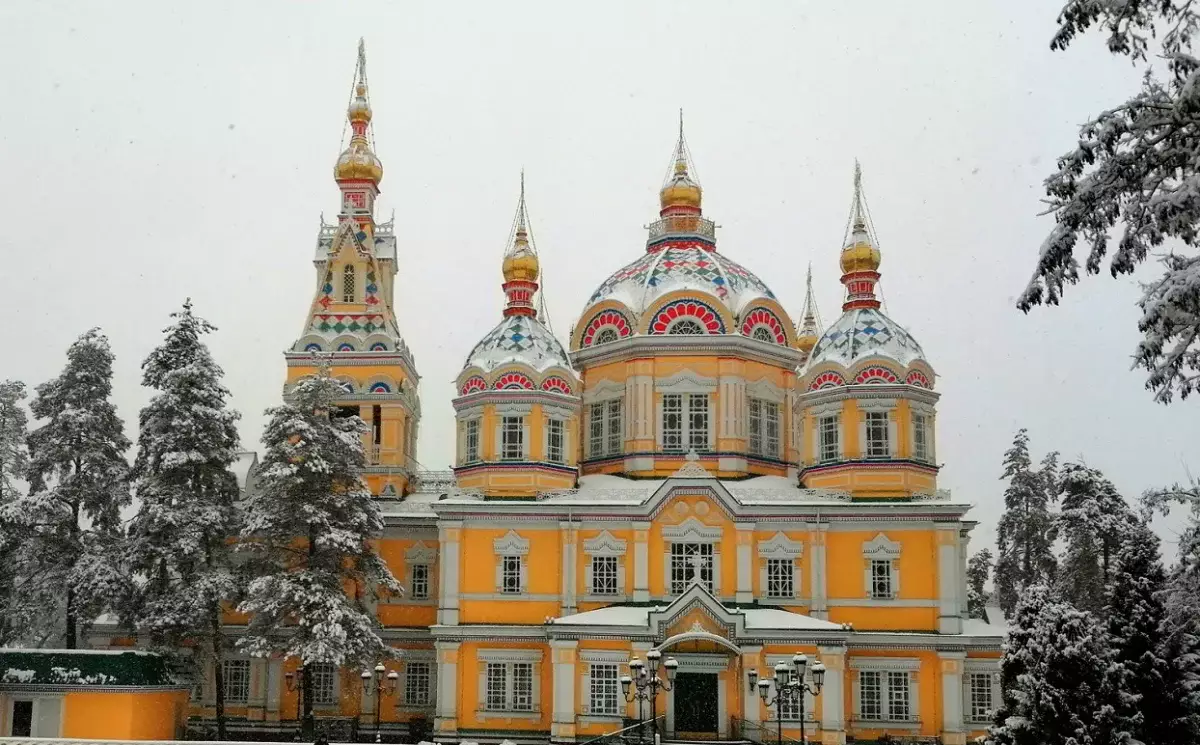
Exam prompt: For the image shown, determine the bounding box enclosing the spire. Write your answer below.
[659,110,702,215]
[502,171,540,318]
[796,263,823,358]
[839,160,882,311]
[334,39,384,190]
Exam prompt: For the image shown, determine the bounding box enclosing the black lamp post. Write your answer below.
[284,664,310,741]
[620,649,678,744]
[361,663,399,743]
[752,654,825,745]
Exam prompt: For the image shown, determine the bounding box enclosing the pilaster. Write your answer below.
[817,645,846,745]
[740,646,763,726]
[937,525,963,634]
[438,521,462,625]
[266,657,283,721]
[561,521,578,615]
[633,521,651,602]
[550,640,579,743]
[939,651,967,745]
[434,641,461,739]
[810,523,828,618]
[736,523,754,603]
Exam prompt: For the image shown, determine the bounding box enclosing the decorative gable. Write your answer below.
[493,530,530,556]
[862,533,902,559]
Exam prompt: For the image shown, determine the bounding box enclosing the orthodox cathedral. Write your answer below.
[106,45,1005,744]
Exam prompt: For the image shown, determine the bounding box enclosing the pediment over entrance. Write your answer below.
[649,583,745,641]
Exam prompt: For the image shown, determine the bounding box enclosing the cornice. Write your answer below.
[452,389,582,411]
[284,352,419,382]
[571,335,803,370]
[798,382,940,407]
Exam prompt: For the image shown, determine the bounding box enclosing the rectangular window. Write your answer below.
[865,411,890,459]
[589,664,620,716]
[969,673,993,721]
[410,564,430,600]
[749,399,763,455]
[913,413,928,463]
[766,558,794,598]
[858,670,912,722]
[688,395,709,452]
[870,559,893,599]
[512,663,534,712]
[501,416,524,461]
[887,671,911,721]
[859,670,882,721]
[222,659,250,705]
[372,404,382,445]
[778,686,801,720]
[464,419,480,464]
[501,555,522,594]
[670,542,714,594]
[547,418,565,464]
[589,403,605,457]
[310,662,336,707]
[749,399,780,458]
[485,663,508,710]
[663,394,684,452]
[591,555,619,595]
[606,399,623,456]
[405,662,432,706]
[819,414,840,463]
[342,265,356,303]
[588,400,624,458]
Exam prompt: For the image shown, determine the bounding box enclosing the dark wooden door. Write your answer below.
[674,672,719,736]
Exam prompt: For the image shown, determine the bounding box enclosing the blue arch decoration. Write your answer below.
[369,342,388,351]
[370,382,392,393]
[337,343,355,352]
[304,343,322,352]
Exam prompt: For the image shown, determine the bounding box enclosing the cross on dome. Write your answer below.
[502,171,541,318]
[839,160,883,311]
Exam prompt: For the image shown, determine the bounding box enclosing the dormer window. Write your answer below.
[342,264,356,303]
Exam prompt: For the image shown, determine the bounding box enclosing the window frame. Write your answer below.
[410,563,430,600]
[912,412,929,463]
[865,410,890,459]
[482,659,538,714]
[818,414,840,463]
[590,555,619,596]
[587,399,624,459]
[463,418,480,464]
[870,559,894,599]
[546,417,565,464]
[309,662,337,708]
[766,557,795,599]
[501,415,525,461]
[749,398,780,458]
[662,393,710,454]
[588,663,620,716]
[341,264,356,303]
[500,555,523,594]
[404,661,433,707]
[222,659,251,705]
[855,667,917,724]
[669,542,715,594]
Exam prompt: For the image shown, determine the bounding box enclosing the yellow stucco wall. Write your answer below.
[63,690,187,739]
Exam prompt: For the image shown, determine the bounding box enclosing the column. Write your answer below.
[248,657,267,720]
[550,640,579,743]
[937,525,963,634]
[939,651,966,745]
[438,521,462,625]
[266,657,282,723]
[740,646,763,728]
[959,528,972,618]
[718,368,747,472]
[626,367,655,471]
[810,524,828,619]
[817,645,846,745]
[561,521,577,615]
[735,523,755,603]
[633,521,650,602]
[434,641,460,739]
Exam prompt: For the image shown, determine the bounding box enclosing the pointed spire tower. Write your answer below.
[795,263,823,362]
[334,39,384,231]
[839,161,883,311]
[658,110,704,223]
[502,172,541,318]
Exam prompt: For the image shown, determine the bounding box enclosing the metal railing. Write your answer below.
[731,715,806,745]
[646,215,716,241]
[578,715,664,745]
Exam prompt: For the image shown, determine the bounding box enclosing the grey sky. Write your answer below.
[3,1,1197,555]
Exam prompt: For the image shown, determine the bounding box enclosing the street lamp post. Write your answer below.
[284,664,310,741]
[752,654,825,745]
[620,649,678,745]
[361,663,399,743]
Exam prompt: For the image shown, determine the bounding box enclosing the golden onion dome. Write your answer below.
[839,222,881,274]
[334,137,384,184]
[795,328,819,354]
[502,230,540,282]
[347,83,372,124]
[660,159,702,210]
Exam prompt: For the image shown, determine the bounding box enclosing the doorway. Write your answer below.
[673,672,719,738]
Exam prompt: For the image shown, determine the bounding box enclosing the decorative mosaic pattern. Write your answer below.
[541,377,573,395]
[463,315,571,373]
[740,308,786,344]
[854,366,899,384]
[337,343,355,351]
[365,270,379,307]
[906,370,932,389]
[581,309,633,347]
[304,343,322,352]
[369,382,392,393]
[649,299,725,335]
[494,371,535,390]
[809,371,846,390]
[461,376,486,395]
[311,314,388,335]
[318,269,335,309]
[586,243,776,316]
[808,307,927,368]
[369,342,388,351]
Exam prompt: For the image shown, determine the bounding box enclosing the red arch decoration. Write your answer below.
[906,370,932,389]
[740,308,787,344]
[808,371,846,391]
[648,299,725,335]
[581,309,633,347]
[494,372,535,390]
[460,376,487,395]
[854,366,900,385]
[541,377,573,395]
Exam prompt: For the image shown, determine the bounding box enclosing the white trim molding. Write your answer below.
[656,369,719,394]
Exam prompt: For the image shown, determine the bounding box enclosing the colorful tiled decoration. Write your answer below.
[648,299,725,335]
[906,370,932,389]
[494,371,535,390]
[740,307,787,344]
[461,376,487,395]
[369,382,392,393]
[854,366,900,384]
[541,377,572,395]
[581,309,633,347]
[808,307,925,367]
[809,370,846,390]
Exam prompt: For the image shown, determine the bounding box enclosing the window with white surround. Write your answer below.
[748,399,781,458]
[819,414,840,463]
[494,530,529,594]
[911,407,935,463]
[464,418,480,464]
[758,532,803,599]
[222,659,250,705]
[310,662,336,707]
[404,661,432,706]
[501,556,522,594]
[479,650,542,714]
[584,530,627,597]
[501,416,525,460]
[969,673,993,722]
[863,533,901,600]
[485,663,507,710]
[766,558,794,598]
[546,418,565,464]
[766,655,816,721]
[963,662,1001,725]
[852,659,919,724]
[670,542,714,594]
[865,411,890,459]
[589,664,620,716]
[410,564,430,600]
[587,400,623,458]
[662,393,710,453]
[591,556,618,595]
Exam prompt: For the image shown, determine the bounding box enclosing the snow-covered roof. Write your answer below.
[378,490,441,516]
[961,605,1008,637]
[549,604,842,632]
[463,314,573,374]
[806,306,927,370]
[742,607,845,631]
[550,605,653,626]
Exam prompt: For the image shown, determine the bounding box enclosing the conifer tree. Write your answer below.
[126,302,243,740]
[967,548,993,620]
[1053,463,1132,612]
[994,430,1058,615]
[0,380,30,644]
[12,329,131,648]
[238,364,401,736]
[986,584,1129,745]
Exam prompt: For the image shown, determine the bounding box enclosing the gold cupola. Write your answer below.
[334,41,384,185]
[501,173,541,317]
[659,112,702,213]
[839,161,881,274]
[795,264,823,358]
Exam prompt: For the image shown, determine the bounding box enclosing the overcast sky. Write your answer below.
[3,1,1197,556]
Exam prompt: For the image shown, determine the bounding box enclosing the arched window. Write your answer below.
[752,327,774,343]
[594,328,619,345]
[668,319,704,335]
[342,265,356,303]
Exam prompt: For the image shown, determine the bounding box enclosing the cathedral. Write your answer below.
[121,45,1005,745]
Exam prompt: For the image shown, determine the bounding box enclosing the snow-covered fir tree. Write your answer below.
[1053,462,1133,613]
[238,364,402,732]
[986,584,1130,745]
[0,380,30,645]
[1019,1,1200,402]
[967,548,993,620]
[125,301,243,740]
[10,329,131,648]
[1103,518,1198,745]
[994,430,1058,615]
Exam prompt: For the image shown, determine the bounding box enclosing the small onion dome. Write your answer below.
[347,83,372,124]
[503,245,539,283]
[334,135,384,183]
[839,220,880,274]
[795,327,819,355]
[660,159,702,210]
